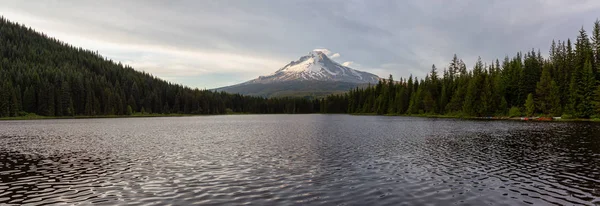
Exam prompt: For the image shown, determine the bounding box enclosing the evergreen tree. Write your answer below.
[498,97,508,115]
[535,65,554,115]
[479,75,494,116]
[463,58,484,116]
[422,89,435,113]
[581,60,596,117]
[570,60,596,118]
[592,19,600,80]
[594,85,600,115]
[10,86,19,117]
[23,87,36,113]
[525,93,535,117]
[548,80,562,116]
[0,82,10,117]
[60,81,72,116]
[521,50,542,99]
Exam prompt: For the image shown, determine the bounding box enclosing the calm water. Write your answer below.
[0,115,599,205]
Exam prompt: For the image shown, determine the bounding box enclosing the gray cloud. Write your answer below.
[1,0,599,88]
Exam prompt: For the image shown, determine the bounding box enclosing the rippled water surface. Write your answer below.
[1,115,599,205]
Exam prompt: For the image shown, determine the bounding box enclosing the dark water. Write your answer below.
[0,115,599,205]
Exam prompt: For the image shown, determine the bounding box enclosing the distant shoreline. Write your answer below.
[0,112,317,121]
[3,113,600,122]
[0,113,205,121]
[351,113,600,122]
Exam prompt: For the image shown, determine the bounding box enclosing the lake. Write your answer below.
[0,115,599,205]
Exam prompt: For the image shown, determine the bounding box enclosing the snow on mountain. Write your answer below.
[215,50,381,97]
[242,50,380,84]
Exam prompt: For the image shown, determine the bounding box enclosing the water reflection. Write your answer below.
[0,115,598,205]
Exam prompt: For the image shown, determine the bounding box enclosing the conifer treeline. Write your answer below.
[3,16,600,119]
[0,17,320,117]
[322,20,600,118]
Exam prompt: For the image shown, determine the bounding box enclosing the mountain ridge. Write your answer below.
[217,50,380,97]
[244,50,379,84]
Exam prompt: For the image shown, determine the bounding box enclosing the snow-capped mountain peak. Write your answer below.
[246,50,380,84]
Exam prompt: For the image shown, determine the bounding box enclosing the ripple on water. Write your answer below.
[0,115,599,205]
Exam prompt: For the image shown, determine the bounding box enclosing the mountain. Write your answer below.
[216,50,380,97]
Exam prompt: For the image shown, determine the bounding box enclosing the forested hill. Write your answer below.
[321,19,600,118]
[0,16,320,118]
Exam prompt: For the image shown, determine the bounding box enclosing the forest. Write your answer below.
[0,16,320,118]
[2,16,600,119]
[321,19,600,119]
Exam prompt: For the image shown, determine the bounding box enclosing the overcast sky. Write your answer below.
[2,0,600,88]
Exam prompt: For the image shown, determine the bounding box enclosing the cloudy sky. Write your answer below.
[2,0,599,88]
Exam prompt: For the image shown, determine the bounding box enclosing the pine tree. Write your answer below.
[498,97,508,115]
[548,80,561,116]
[592,19,600,80]
[463,80,476,116]
[503,54,523,107]
[535,65,553,115]
[570,60,596,118]
[127,105,133,115]
[163,102,170,114]
[48,86,55,116]
[55,82,63,117]
[23,86,36,113]
[37,82,50,116]
[63,82,72,116]
[594,85,600,115]
[463,58,484,116]
[428,65,440,113]
[407,82,423,114]
[562,39,575,111]
[525,93,535,117]
[10,86,19,117]
[395,85,408,114]
[580,60,596,118]
[479,75,494,116]
[127,95,137,112]
[84,86,94,116]
[422,90,435,113]
[575,27,594,81]
[522,50,542,99]
[0,82,10,117]
[405,76,413,113]
[11,84,21,115]
[173,94,181,114]
[439,83,449,114]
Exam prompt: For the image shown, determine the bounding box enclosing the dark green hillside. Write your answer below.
[0,16,319,117]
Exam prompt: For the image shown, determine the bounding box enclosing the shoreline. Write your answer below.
[0,112,310,121]
[2,113,600,122]
[0,113,205,121]
[350,113,600,122]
